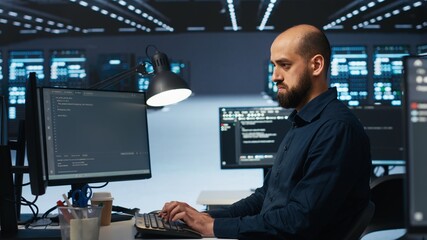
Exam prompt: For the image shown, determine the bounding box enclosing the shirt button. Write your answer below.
[284,146,288,151]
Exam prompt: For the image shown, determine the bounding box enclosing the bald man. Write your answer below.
[160,24,371,240]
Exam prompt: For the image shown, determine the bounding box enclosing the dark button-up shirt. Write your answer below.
[208,88,371,240]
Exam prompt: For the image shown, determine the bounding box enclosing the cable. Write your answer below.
[20,195,39,227]
[14,181,31,187]
[89,182,109,189]
[41,202,61,219]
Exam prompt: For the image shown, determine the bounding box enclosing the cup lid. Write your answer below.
[91,192,114,201]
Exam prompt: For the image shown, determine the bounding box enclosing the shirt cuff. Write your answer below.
[213,218,239,239]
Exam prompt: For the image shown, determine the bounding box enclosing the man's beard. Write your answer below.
[277,69,312,109]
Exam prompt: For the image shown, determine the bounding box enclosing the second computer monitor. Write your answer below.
[403,56,427,235]
[219,106,293,169]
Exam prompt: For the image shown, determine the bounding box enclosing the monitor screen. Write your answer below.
[350,106,404,166]
[37,88,151,186]
[97,53,135,91]
[403,56,427,234]
[219,106,292,169]
[8,50,45,138]
[417,44,427,55]
[330,46,369,106]
[49,49,88,89]
[372,45,410,106]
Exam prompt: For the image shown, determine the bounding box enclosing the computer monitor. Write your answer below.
[372,45,410,106]
[37,88,152,188]
[219,106,293,173]
[403,56,427,235]
[330,46,369,106]
[350,106,404,166]
[49,49,88,88]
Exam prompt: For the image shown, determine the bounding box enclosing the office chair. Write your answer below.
[343,200,375,240]
[362,174,405,237]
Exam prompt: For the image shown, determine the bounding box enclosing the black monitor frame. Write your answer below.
[37,87,152,188]
[26,72,48,195]
[403,55,427,235]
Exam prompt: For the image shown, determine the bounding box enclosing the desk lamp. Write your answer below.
[91,48,192,107]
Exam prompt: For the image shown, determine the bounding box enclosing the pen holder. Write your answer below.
[58,205,103,240]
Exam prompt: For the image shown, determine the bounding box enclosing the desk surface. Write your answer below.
[6,218,227,240]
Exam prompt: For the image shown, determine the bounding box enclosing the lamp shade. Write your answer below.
[146,51,192,107]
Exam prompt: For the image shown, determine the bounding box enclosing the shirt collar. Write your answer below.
[288,87,338,127]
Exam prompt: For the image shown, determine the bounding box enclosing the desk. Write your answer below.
[100,219,226,240]
[4,219,228,240]
[197,190,252,210]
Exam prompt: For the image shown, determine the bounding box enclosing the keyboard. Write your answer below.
[134,212,202,239]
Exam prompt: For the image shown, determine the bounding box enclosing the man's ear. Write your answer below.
[311,54,324,77]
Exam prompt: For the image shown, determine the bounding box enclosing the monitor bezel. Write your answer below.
[403,55,427,234]
[37,87,152,186]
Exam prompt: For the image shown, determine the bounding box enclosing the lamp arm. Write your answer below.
[89,62,151,90]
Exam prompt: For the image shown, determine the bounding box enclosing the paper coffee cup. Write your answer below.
[90,192,114,226]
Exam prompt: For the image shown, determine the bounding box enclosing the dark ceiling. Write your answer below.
[0,0,426,45]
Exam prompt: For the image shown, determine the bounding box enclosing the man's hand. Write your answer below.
[160,201,214,237]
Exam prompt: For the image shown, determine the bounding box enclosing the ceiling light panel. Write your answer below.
[258,0,277,31]
[227,0,239,31]
[68,0,151,32]
[0,8,83,35]
[110,0,172,32]
[324,0,390,30]
[351,0,426,30]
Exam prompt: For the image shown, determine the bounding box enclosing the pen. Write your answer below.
[62,193,78,219]
[57,200,72,223]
